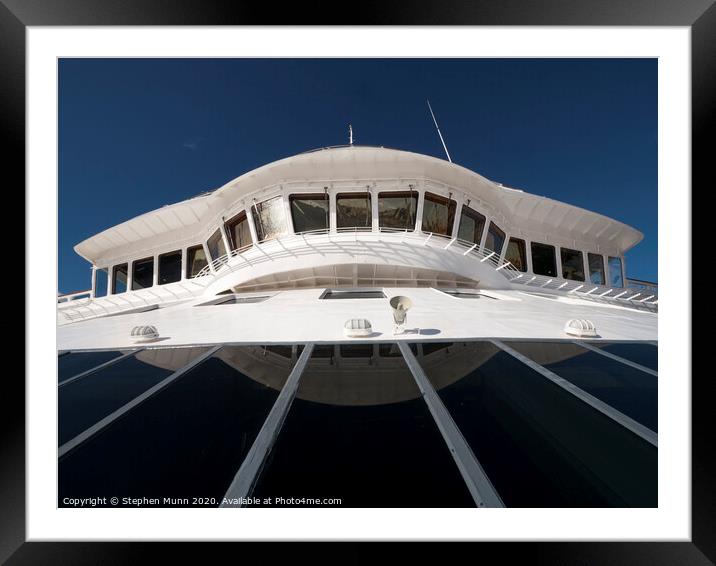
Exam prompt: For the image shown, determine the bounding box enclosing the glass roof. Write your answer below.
[58,339,657,508]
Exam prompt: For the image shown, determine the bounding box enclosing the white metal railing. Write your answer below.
[192,228,519,286]
[57,289,92,304]
[57,279,208,323]
[508,271,658,312]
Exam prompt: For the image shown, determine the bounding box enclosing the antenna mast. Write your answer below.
[349,124,354,146]
[426,100,452,163]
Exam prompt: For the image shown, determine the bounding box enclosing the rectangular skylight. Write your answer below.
[197,295,272,306]
[320,289,386,300]
[438,289,494,299]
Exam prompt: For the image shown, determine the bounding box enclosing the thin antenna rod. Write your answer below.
[426,100,452,163]
[348,124,354,145]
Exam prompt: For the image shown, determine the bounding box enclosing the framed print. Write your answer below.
[5,0,709,563]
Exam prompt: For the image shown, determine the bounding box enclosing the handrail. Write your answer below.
[57,289,92,303]
[192,229,515,287]
[508,271,658,311]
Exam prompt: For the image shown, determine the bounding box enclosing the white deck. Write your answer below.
[57,287,657,351]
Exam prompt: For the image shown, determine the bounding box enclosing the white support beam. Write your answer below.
[58,349,145,388]
[398,342,505,508]
[58,345,222,459]
[572,340,657,377]
[490,340,657,447]
[220,343,315,507]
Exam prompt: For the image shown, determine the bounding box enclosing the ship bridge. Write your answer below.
[58,146,655,323]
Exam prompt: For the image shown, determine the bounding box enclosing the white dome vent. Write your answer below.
[564,319,597,338]
[343,319,373,337]
[131,325,160,342]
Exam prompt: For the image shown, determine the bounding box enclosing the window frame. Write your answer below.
[588,252,606,286]
[206,228,227,262]
[131,256,154,291]
[224,210,253,251]
[157,249,182,286]
[251,195,288,242]
[185,244,208,279]
[377,190,418,231]
[110,263,128,295]
[288,193,330,234]
[608,256,625,288]
[560,247,586,282]
[456,205,487,246]
[484,221,506,255]
[336,191,373,230]
[530,242,558,277]
[505,237,528,272]
[421,191,457,237]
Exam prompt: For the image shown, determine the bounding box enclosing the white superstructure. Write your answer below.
[57,145,656,349]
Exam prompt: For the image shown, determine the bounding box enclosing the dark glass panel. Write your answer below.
[322,290,385,299]
[131,257,154,290]
[59,346,291,506]
[505,238,527,272]
[560,248,585,281]
[250,345,474,507]
[508,341,657,432]
[608,256,624,287]
[378,343,417,357]
[289,194,329,233]
[158,250,182,285]
[59,350,205,444]
[58,350,123,384]
[186,244,208,278]
[336,193,372,229]
[457,206,486,245]
[339,344,373,358]
[484,222,506,255]
[421,192,456,236]
[378,191,418,230]
[95,268,108,297]
[252,196,287,241]
[595,342,658,371]
[531,242,557,277]
[206,229,227,262]
[588,253,606,285]
[225,211,253,251]
[111,263,128,294]
[422,341,656,507]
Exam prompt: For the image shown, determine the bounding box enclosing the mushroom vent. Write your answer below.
[564,319,597,338]
[131,325,160,342]
[343,319,373,338]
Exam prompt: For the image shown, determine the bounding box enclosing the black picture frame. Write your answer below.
[6,1,707,563]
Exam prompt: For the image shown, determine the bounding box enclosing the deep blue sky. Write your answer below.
[59,58,657,293]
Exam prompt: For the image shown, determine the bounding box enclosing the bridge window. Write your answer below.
[422,192,456,236]
[131,257,154,290]
[378,191,418,230]
[111,263,128,294]
[225,211,252,251]
[531,242,557,277]
[560,248,585,281]
[457,206,486,245]
[252,196,287,241]
[95,267,108,297]
[186,245,208,278]
[336,192,372,229]
[588,253,606,285]
[289,194,329,233]
[158,250,182,285]
[484,222,506,255]
[206,228,227,262]
[505,238,527,272]
[608,256,624,287]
